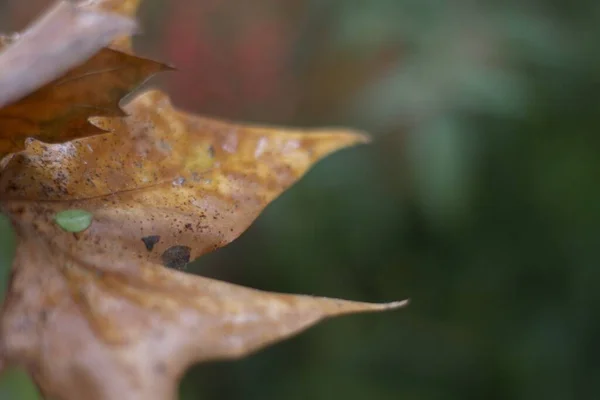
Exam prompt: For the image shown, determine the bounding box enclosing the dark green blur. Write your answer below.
[1,0,599,399]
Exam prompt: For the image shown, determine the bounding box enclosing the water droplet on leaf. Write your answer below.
[172,177,185,186]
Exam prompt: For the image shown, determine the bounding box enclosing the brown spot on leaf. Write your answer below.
[161,245,191,269]
[141,235,160,251]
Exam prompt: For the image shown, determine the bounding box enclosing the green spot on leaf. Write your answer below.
[54,209,93,233]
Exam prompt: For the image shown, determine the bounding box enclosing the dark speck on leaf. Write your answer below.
[161,245,191,270]
[141,235,161,251]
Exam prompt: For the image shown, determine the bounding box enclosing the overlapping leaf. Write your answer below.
[0,2,166,157]
[0,0,137,108]
[0,0,405,399]
[0,223,404,400]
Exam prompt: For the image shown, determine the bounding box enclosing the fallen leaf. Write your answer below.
[0,223,405,400]
[0,0,406,399]
[0,89,370,266]
[0,89,405,399]
[0,0,169,159]
[0,0,137,108]
[0,42,167,157]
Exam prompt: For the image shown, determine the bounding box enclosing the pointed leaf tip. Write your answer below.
[338,129,371,144]
[315,297,409,317]
[370,299,410,310]
[306,128,371,158]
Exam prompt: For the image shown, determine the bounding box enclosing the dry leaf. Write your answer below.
[1,89,371,265]
[0,0,406,399]
[0,47,167,157]
[0,3,167,157]
[0,104,406,399]
[0,0,137,108]
[0,223,405,400]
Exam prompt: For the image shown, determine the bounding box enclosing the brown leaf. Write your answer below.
[0,88,405,399]
[0,0,405,398]
[0,0,137,108]
[0,0,168,158]
[0,42,168,157]
[0,89,369,266]
[0,203,405,400]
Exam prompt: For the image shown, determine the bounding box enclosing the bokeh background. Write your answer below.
[1,0,600,399]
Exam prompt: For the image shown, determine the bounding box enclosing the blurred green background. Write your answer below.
[2,0,600,399]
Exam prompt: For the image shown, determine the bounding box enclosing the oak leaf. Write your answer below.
[0,1,407,399]
[0,2,167,157]
[0,0,137,108]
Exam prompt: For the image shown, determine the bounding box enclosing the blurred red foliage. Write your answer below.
[0,0,402,125]
[161,0,402,124]
[163,0,300,121]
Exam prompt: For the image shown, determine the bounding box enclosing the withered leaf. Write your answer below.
[0,89,371,266]
[0,41,168,157]
[0,89,406,399]
[0,229,405,400]
[0,0,405,398]
[0,0,137,108]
